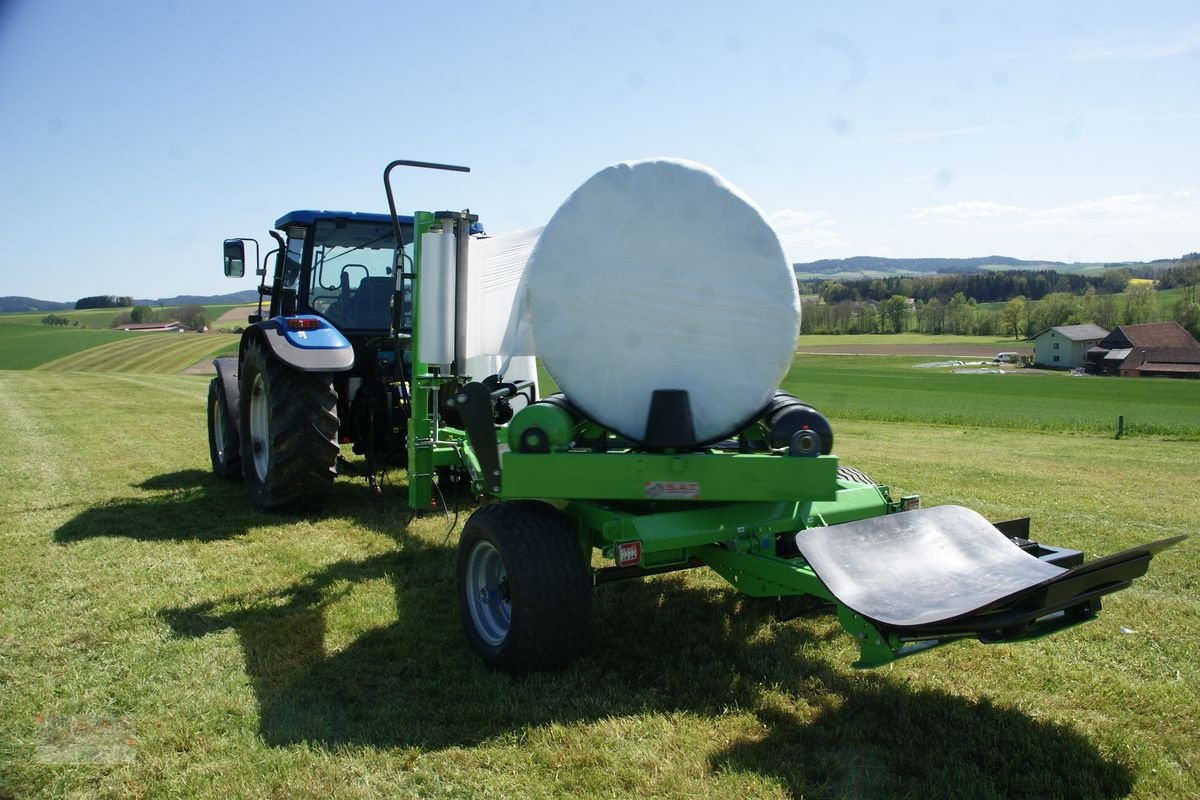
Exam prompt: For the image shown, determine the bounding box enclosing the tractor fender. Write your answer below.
[212,356,241,436]
[242,316,355,373]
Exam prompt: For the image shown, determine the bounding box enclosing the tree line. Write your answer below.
[75,295,134,309]
[110,304,209,330]
[797,259,1200,307]
[799,262,1200,339]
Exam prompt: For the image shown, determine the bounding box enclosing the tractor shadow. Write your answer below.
[160,549,1132,799]
[52,467,424,544]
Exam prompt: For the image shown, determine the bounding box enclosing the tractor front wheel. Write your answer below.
[207,378,241,479]
[238,339,339,512]
[456,501,591,673]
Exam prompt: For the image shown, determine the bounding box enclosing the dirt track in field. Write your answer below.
[797,343,1031,357]
[213,306,257,327]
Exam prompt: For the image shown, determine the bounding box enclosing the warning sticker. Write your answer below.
[644,481,700,500]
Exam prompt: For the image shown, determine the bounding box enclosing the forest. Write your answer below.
[798,261,1200,338]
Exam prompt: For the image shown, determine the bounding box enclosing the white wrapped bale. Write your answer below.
[524,158,800,444]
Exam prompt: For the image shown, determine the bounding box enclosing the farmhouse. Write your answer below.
[1085,321,1200,379]
[1029,323,1108,369]
[116,321,189,332]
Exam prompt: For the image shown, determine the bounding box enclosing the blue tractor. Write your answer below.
[207,161,500,512]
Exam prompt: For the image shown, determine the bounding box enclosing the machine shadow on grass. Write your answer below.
[51,468,422,544]
[160,547,1133,799]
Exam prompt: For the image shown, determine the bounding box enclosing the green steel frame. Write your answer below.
[394,205,970,667]
[394,210,923,665]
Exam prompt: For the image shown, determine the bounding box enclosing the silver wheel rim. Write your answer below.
[465,539,510,647]
[249,372,269,481]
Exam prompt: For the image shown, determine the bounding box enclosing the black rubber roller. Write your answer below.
[760,390,833,454]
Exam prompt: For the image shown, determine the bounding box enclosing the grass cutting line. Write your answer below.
[0,324,134,369]
[35,333,238,374]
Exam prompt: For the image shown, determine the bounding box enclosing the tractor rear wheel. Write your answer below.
[456,501,591,673]
[207,378,241,479]
[238,339,339,512]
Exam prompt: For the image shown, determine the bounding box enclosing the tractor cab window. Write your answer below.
[306,219,411,331]
[282,235,304,292]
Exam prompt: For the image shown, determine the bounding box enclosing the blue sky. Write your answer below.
[1,1,1197,301]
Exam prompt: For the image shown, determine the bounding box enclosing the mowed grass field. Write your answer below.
[33,332,238,374]
[784,354,1200,439]
[0,304,245,330]
[0,331,1197,799]
[0,305,243,373]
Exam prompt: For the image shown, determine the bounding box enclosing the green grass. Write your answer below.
[34,332,238,374]
[784,354,1200,439]
[798,333,1020,348]
[0,323,137,370]
[0,303,245,330]
[0,363,1196,798]
[0,319,237,372]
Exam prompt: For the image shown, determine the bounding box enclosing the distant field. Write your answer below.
[0,303,243,330]
[543,342,1198,441]
[212,305,258,328]
[797,333,1025,357]
[0,312,240,372]
[3,326,1195,441]
[34,332,238,374]
[785,354,1200,439]
[798,333,1020,348]
[0,324,136,370]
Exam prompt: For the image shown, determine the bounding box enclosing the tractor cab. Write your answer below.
[272,210,416,334]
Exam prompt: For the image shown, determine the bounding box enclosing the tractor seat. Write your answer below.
[352,277,395,329]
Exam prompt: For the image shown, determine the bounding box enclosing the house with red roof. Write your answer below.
[1084,322,1200,378]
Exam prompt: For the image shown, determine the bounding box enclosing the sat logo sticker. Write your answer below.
[644,481,700,499]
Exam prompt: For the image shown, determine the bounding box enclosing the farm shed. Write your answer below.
[1029,324,1108,369]
[1086,322,1200,378]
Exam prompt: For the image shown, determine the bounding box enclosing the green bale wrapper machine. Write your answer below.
[213,158,1183,674]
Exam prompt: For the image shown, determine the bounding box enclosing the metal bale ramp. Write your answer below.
[794,505,1184,651]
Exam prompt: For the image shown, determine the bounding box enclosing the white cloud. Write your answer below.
[1066,25,1200,62]
[901,190,1200,260]
[1034,193,1157,220]
[1018,192,1200,238]
[778,227,844,249]
[768,208,843,257]
[769,208,835,228]
[907,200,1025,225]
[857,118,1050,145]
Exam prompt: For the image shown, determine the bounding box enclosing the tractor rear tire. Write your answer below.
[207,378,241,479]
[238,339,339,512]
[456,501,591,673]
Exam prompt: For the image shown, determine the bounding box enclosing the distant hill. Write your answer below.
[0,296,73,313]
[1,290,260,314]
[132,290,260,307]
[793,256,1068,277]
[792,255,1185,279]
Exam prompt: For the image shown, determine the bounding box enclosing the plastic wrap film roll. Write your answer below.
[417,230,456,366]
[520,158,800,444]
[462,227,544,407]
[465,227,543,361]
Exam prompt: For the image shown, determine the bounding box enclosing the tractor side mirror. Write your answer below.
[223,239,246,278]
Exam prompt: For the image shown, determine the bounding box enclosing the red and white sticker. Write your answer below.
[643,481,700,500]
[616,541,642,567]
